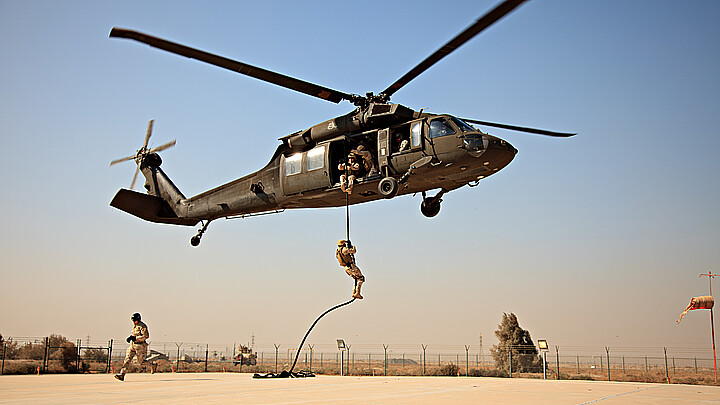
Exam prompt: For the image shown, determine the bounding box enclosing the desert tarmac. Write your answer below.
[1,373,719,404]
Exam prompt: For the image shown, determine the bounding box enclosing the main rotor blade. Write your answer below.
[149,139,176,153]
[380,0,528,99]
[462,118,576,137]
[110,155,136,167]
[110,28,355,104]
[143,119,154,149]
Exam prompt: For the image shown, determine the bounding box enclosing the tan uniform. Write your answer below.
[338,160,362,194]
[351,148,376,176]
[337,245,365,299]
[120,320,150,376]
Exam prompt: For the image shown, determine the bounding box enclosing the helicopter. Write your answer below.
[109,0,575,246]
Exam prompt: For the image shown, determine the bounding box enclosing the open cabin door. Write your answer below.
[280,145,331,196]
[388,119,425,173]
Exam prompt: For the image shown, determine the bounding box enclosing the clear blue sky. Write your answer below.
[1,0,719,355]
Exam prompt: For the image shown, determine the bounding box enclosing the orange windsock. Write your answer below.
[677,296,714,323]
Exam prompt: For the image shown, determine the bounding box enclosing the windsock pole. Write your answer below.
[700,271,718,383]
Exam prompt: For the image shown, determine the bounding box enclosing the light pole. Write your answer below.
[337,339,346,376]
[538,340,548,379]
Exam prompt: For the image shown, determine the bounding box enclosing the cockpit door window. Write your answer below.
[429,118,456,138]
[411,122,422,148]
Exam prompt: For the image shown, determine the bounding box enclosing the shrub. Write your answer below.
[439,363,460,376]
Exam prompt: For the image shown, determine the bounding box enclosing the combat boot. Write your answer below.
[340,176,347,192]
[151,363,158,374]
[114,374,124,381]
[353,280,364,299]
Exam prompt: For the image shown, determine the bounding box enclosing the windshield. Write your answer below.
[451,117,476,133]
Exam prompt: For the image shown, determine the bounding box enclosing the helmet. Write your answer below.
[355,145,366,151]
[337,239,346,247]
[131,313,141,322]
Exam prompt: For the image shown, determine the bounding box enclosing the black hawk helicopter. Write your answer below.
[109,0,574,246]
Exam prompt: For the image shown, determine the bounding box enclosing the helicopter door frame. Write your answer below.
[377,128,390,176]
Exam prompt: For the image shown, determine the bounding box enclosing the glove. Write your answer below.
[126,335,136,343]
[347,240,352,248]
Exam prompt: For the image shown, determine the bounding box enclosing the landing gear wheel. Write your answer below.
[420,200,441,218]
[378,177,399,198]
[190,220,211,247]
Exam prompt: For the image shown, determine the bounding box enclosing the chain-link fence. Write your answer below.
[2,337,718,385]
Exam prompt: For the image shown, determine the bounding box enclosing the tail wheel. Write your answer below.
[378,177,399,199]
[420,200,441,218]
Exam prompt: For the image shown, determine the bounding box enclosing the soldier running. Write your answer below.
[114,312,156,381]
[336,239,365,299]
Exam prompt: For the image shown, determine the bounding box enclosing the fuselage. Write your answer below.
[164,110,517,222]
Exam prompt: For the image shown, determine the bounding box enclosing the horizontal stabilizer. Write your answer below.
[110,189,198,226]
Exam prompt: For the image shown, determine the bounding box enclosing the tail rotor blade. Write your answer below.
[130,166,140,190]
[143,119,154,149]
[110,155,136,167]
[149,139,176,153]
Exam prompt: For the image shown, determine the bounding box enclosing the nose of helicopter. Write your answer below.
[479,137,517,171]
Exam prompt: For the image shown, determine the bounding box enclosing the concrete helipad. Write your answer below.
[1,373,719,404]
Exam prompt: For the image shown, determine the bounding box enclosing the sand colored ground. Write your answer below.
[1,372,719,404]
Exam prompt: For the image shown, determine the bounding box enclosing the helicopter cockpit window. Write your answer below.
[285,153,302,176]
[411,122,422,148]
[429,118,456,138]
[451,117,476,133]
[306,145,325,171]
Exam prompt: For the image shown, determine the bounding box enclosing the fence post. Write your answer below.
[605,347,610,381]
[645,356,648,374]
[175,343,182,372]
[77,339,82,372]
[205,344,209,372]
[368,353,370,372]
[274,344,280,374]
[508,347,512,378]
[106,340,113,373]
[43,337,50,373]
[421,345,427,375]
[672,357,675,376]
[664,347,669,384]
[347,345,351,376]
[438,353,441,368]
[465,345,470,376]
[309,345,314,373]
[622,355,625,374]
[695,357,698,374]
[555,346,559,380]
[2,342,6,375]
[383,345,389,376]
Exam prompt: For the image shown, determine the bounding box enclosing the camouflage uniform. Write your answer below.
[336,241,365,299]
[352,145,377,176]
[338,154,363,194]
[119,320,150,377]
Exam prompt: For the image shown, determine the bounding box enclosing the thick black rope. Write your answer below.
[289,297,356,373]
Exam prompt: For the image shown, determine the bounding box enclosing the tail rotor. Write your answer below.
[110,120,176,190]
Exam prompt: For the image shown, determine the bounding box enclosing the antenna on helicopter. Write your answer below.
[110,120,176,190]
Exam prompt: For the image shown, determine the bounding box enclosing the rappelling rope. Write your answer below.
[289,297,356,373]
